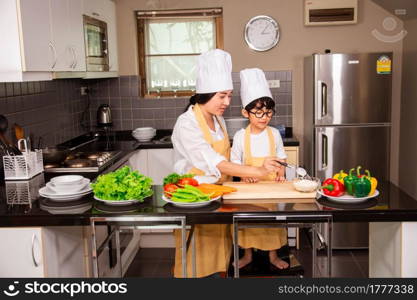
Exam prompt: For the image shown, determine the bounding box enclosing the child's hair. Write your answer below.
[244,97,275,112]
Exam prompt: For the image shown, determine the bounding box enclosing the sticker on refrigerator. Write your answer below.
[376,56,391,74]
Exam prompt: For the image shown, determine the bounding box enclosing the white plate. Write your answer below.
[46,178,90,194]
[39,189,92,201]
[194,175,218,185]
[317,189,379,203]
[162,195,220,208]
[40,179,92,196]
[93,195,142,206]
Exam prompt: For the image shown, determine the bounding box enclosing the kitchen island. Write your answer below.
[0,131,416,277]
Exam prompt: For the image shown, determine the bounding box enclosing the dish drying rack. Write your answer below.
[2,140,44,180]
[6,174,45,205]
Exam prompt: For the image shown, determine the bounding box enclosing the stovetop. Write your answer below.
[44,150,123,173]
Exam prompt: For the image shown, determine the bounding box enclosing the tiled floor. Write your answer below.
[124,229,369,278]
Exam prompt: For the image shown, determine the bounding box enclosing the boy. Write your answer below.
[231,68,289,270]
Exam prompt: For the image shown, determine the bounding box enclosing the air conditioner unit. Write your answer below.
[304,0,358,26]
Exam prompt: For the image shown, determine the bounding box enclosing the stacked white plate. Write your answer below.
[132,127,156,142]
[39,175,92,201]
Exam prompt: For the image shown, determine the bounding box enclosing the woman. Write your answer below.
[171,49,281,278]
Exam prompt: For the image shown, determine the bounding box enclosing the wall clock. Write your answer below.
[244,15,280,52]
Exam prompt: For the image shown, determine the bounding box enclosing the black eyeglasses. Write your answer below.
[248,109,275,118]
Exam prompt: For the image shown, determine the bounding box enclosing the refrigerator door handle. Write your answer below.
[321,133,328,170]
[316,81,328,120]
[321,82,328,118]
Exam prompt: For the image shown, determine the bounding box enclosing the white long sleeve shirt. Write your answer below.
[230,127,287,165]
[172,105,228,178]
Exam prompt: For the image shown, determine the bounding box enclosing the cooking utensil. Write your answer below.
[14,123,24,140]
[276,160,307,178]
[42,147,70,164]
[0,115,22,155]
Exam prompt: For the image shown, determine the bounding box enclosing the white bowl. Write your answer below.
[47,178,90,194]
[133,133,155,138]
[50,175,84,187]
[133,127,156,134]
[292,178,320,193]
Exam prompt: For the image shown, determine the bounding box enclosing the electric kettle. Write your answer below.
[97,104,112,127]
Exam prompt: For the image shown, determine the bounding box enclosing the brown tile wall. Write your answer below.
[86,70,293,131]
[0,80,89,147]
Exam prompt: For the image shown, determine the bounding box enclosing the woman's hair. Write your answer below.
[244,97,275,112]
[184,92,217,111]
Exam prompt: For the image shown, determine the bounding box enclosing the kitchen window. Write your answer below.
[136,8,223,98]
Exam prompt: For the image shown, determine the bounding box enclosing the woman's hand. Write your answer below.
[259,156,281,176]
[242,177,259,183]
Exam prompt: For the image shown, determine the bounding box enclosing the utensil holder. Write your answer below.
[2,150,44,180]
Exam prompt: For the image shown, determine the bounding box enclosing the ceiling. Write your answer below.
[371,0,417,20]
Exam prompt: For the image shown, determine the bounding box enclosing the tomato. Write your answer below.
[178,178,199,187]
[164,183,179,194]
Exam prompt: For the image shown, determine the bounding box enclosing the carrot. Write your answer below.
[198,184,237,193]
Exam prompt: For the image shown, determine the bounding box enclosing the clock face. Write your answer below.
[244,16,280,52]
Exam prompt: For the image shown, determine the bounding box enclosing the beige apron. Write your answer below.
[173,104,232,278]
[237,125,287,250]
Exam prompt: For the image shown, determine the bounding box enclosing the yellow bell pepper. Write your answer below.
[333,170,348,184]
[365,170,378,196]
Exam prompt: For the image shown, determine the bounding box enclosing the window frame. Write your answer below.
[136,8,224,98]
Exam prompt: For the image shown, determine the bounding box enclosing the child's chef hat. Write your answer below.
[240,68,273,108]
[196,49,233,93]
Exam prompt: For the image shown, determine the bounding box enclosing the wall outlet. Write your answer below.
[80,86,89,95]
[267,80,280,88]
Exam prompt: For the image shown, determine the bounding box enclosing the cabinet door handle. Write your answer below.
[49,42,57,69]
[31,233,39,267]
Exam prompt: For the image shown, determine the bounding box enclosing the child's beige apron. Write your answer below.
[174,104,232,277]
[236,125,287,250]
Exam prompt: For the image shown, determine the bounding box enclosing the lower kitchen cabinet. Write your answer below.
[0,227,86,277]
[369,222,417,277]
[129,149,174,185]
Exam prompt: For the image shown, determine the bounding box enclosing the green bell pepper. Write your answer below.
[344,168,358,195]
[353,166,371,197]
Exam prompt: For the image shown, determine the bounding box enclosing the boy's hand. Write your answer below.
[242,177,259,183]
[275,159,286,183]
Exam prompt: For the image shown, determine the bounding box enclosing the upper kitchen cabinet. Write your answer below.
[83,0,119,73]
[50,0,86,74]
[0,0,53,82]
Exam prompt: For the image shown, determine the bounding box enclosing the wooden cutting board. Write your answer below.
[222,181,317,204]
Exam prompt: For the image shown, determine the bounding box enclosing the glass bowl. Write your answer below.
[292,177,321,193]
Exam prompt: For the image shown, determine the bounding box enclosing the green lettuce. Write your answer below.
[91,166,153,201]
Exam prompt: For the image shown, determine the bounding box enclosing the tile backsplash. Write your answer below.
[0,80,89,147]
[86,71,293,131]
[0,70,292,148]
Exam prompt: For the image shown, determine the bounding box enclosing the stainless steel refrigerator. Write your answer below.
[304,52,392,248]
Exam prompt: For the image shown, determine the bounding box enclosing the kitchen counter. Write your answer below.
[1,178,417,227]
[1,130,416,227]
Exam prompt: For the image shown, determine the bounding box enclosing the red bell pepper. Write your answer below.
[321,178,345,197]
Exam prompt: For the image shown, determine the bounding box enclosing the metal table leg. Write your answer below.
[90,216,187,278]
[91,218,99,278]
[115,226,122,277]
[233,220,240,278]
[233,214,332,278]
[312,223,317,277]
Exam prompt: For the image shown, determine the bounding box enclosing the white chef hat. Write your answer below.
[240,68,273,108]
[196,49,233,94]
